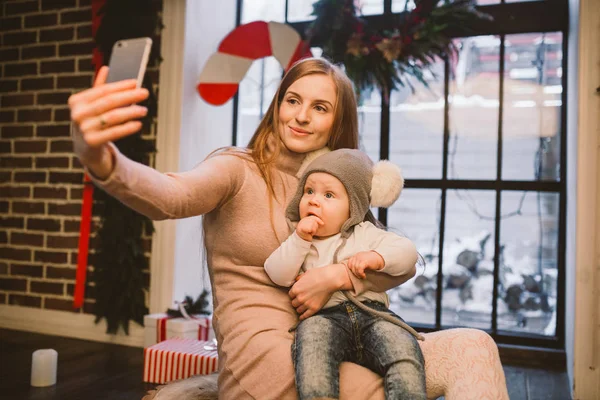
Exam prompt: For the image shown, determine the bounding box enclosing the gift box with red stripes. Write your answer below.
[143,313,215,348]
[143,338,219,384]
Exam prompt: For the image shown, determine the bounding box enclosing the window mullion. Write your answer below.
[492,35,506,334]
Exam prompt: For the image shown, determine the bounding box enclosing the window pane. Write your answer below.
[236,57,283,146]
[502,32,562,182]
[287,0,317,22]
[241,0,285,23]
[359,0,383,15]
[358,88,381,166]
[391,0,415,13]
[389,58,445,179]
[498,191,559,336]
[441,190,496,330]
[387,189,441,327]
[449,37,500,180]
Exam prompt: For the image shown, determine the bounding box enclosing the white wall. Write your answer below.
[171,0,237,305]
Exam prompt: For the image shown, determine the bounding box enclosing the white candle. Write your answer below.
[30,349,58,387]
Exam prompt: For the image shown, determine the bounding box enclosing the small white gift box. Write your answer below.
[143,313,215,348]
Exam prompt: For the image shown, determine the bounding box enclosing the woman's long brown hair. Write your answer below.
[239,57,359,198]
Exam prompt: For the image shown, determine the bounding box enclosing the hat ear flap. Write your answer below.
[370,160,404,208]
[296,147,331,178]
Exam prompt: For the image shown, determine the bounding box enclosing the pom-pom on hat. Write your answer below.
[286,148,404,237]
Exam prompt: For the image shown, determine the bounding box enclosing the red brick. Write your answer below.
[12,201,45,214]
[0,203,8,214]
[22,44,57,60]
[60,9,91,24]
[31,280,64,295]
[13,171,46,183]
[10,231,44,246]
[5,1,39,15]
[2,94,35,108]
[0,79,19,93]
[50,140,72,153]
[0,217,25,229]
[66,283,95,297]
[0,141,12,154]
[27,218,61,232]
[40,59,75,74]
[1,125,34,139]
[40,27,74,42]
[46,266,76,279]
[0,262,8,275]
[47,235,79,249]
[77,57,94,72]
[54,108,71,122]
[3,31,37,46]
[21,77,55,91]
[0,277,27,291]
[48,171,83,184]
[0,247,31,262]
[14,140,48,153]
[34,186,68,199]
[25,13,59,28]
[58,41,94,57]
[36,156,70,169]
[0,16,22,32]
[17,108,52,123]
[82,301,94,314]
[0,48,19,62]
[35,250,68,264]
[37,124,70,137]
[57,74,92,89]
[63,219,80,232]
[48,202,81,216]
[0,171,11,183]
[37,92,72,105]
[42,0,77,11]
[10,263,43,277]
[3,63,37,78]
[76,24,92,39]
[71,157,82,169]
[0,157,33,168]
[0,110,15,123]
[9,294,42,308]
[45,297,78,312]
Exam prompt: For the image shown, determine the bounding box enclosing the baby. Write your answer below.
[265,149,426,400]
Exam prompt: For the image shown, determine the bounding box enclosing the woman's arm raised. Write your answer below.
[70,66,246,220]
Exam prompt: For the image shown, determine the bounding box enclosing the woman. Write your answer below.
[69,58,509,399]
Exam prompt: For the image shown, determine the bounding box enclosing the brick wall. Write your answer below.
[0,0,160,316]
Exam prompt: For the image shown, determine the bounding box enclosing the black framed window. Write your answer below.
[233,0,568,349]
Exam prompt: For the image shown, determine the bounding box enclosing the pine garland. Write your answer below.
[92,0,162,335]
[307,0,492,98]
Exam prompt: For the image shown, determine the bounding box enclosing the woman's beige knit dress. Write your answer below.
[92,143,509,400]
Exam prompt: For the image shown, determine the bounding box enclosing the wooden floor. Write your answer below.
[0,328,572,400]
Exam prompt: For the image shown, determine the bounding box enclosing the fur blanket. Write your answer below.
[142,374,218,400]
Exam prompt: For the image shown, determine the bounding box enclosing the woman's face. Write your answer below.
[278,74,337,154]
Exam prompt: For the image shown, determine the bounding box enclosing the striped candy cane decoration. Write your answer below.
[198,21,312,105]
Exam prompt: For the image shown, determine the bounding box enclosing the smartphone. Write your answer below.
[105,37,152,87]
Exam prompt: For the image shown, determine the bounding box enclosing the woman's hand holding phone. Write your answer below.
[69,67,149,179]
[69,37,152,179]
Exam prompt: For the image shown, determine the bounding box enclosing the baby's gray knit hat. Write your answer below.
[286,148,404,238]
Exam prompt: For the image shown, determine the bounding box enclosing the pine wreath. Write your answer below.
[92,0,162,335]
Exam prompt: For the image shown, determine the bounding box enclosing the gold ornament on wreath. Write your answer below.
[305,0,492,101]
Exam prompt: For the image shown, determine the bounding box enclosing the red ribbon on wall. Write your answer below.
[73,0,106,309]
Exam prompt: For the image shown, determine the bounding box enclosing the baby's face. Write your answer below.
[299,172,350,238]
